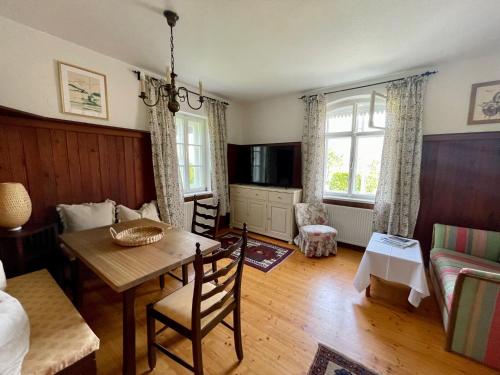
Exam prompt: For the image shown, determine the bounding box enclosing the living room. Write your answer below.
[0,1,499,375]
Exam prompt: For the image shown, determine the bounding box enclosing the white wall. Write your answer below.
[0,16,245,143]
[241,52,500,144]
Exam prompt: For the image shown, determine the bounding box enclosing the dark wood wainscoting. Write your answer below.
[414,131,500,265]
[0,107,155,225]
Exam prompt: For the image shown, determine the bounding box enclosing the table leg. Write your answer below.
[15,237,25,275]
[74,259,84,309]
[365,274,371,297]
[407,302,416,312]
[182,264,189,285]
[123,287,136,375]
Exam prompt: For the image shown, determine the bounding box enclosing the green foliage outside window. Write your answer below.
[327,151,379,194]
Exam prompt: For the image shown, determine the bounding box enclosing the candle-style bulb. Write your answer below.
[199,80,203,96]
[166,65,171,84]
[139,72,146,93]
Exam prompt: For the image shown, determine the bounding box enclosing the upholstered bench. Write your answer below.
[6,269,99,375]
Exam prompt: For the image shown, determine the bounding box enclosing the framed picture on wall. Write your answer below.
[467,80,500,125]
[58,61,109,119]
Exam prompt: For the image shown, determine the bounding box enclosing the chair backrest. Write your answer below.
[191,224,247,331]
[191,196,220,239]
[294,203,328,228]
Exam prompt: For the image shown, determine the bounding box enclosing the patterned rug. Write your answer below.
[308,344,379,375]
[219,233,294,272]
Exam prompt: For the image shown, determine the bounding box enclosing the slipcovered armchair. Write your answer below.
[294,203,337,257]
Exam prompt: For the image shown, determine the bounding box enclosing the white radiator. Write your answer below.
[183,197,215,231]
[325,204,373,247]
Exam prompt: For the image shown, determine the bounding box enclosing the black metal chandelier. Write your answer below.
[136,10,204,115]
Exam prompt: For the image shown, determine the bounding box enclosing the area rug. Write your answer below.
[219,233,293,272]
[308,344,379,375]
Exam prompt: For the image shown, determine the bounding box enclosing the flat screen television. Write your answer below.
[235,143,301,188]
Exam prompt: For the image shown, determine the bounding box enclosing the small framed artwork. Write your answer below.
[58,61,109,119]
[467,80,500,125]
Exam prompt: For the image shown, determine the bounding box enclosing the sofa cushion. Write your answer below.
[6,270,99,374]
[57,199,116,232]
[430,248,500,311]
[117,201,160,222]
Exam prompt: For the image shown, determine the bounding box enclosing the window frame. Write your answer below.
[175,112,211,195]
[323,97,385,202]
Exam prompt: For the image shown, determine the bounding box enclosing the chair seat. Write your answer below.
[301,224,337,238]
[153,281,234,330]
[294,225,338,257]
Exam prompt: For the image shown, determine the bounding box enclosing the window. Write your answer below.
[175,113,210,194]
[324,94,386,201]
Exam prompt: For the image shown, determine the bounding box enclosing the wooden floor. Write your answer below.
[79,232,497,375]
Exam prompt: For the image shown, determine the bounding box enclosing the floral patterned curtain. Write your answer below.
[145,76,184,228]
[205,99,230,214]
[302,94,327,203]
[373,75,428,237]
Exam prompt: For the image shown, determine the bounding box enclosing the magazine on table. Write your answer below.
[379,235,418,248]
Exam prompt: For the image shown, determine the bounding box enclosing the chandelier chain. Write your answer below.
[170,25,175,74]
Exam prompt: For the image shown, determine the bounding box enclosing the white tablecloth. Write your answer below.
[353,232,430,307]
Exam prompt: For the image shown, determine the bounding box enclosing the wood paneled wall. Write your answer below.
[0,107,155,224]
[414,131,500,264]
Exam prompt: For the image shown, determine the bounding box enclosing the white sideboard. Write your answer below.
[229,184,302,243]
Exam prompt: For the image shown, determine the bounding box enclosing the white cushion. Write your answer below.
[117,201,160,222]
[57,199,116,232]
[0,290,30,375]
[0,260,6,291]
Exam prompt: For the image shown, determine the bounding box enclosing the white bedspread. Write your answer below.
[0,290,30,375]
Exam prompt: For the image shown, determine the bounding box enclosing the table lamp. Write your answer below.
[0,183,32,231]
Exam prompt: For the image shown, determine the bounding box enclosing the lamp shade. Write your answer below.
[0,183,32,231]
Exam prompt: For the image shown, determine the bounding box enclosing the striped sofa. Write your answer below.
[429,223,500,370]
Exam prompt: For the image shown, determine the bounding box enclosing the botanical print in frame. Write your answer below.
[58,62,109,119]
[467,80,500,125]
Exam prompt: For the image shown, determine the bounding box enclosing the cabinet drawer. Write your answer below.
[243,188,268,201]
[268,191,293,204]
[230,187,245,199]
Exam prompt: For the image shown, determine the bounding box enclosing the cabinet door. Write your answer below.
[267,202,292,240]
[246,200,267,233]
[231,198,247,229]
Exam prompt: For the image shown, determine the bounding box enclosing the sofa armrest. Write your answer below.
[447,268,500,369]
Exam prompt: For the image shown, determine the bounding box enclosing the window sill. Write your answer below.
[183,192,213,202]
[322,196,374,209]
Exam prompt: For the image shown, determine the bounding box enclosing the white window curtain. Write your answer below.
[302,94,327,203]
[205,99,230,215]
[373,75,428,237]
[145,76,184,228]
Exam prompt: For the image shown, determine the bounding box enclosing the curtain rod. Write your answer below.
[132,70,229,106]
[298,70,438,100]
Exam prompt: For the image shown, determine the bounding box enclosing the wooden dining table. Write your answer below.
[59,218,221,375]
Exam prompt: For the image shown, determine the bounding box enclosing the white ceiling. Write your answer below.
[1,0,500,101]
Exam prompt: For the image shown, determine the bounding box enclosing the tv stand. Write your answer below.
[229,184,302,243]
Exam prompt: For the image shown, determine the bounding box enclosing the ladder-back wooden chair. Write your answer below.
[147,224,247,375]
[160,196,221,288]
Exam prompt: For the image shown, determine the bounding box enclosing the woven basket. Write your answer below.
[0,182,32,230]
[110,226,164,247]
